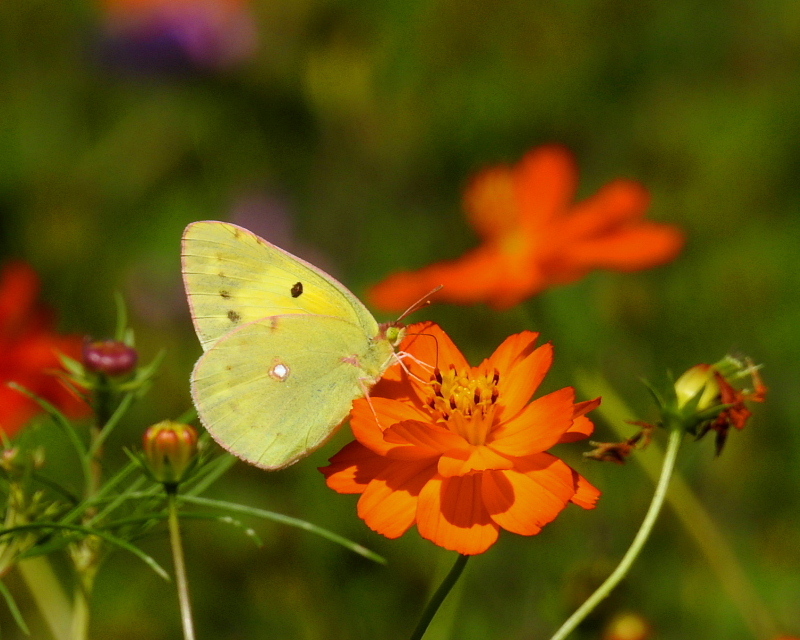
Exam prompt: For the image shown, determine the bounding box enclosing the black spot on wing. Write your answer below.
[291,282,303,298]
[220,290,231,299]
[228,310,241,323]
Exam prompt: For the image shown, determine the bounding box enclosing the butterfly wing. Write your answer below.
[190,314,395,470]
[182,221,379,350]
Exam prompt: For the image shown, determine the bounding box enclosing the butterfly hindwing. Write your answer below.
[190,314,395,470]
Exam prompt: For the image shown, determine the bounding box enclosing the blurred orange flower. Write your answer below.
[0,261,88,437]
[369,145,684,311]
[320,322,600,555]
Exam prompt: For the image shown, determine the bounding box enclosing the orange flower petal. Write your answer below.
[573,397,601,419]
[565,222,685,273]
[562,179,651,239]
[489,387,575,456]
[382,420,465,461]
[438,444,515,477]
[417,474,500,555]
[320,441,389,494]
[559,397,600,442]
[403,321,470,377]
[485,335,552,416]
[514,145,578,231]
[483,468,569,535]
[358,459,438,539]
[558,415,595,443]
[463,165,519,240]
[368,246,508,312]
[571,473,601,509]
[350,397,431,455]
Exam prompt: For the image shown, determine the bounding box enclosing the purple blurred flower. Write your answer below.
[97,0,257,72]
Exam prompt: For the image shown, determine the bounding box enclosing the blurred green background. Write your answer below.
[1,0,799,638]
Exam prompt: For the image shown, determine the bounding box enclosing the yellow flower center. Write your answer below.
[425,366,500,446]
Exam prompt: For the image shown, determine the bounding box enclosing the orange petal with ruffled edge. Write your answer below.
[482,468,571,535]
[484,334,552,416]
[320,441,389,494]
[520,453,599,509]
[571,474,601,509]
[489,387,575,456]
[416,473,500,555]
[558,397,601,443]
[358,459,438,539]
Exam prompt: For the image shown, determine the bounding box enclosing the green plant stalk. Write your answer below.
[168,490,196,640]
[577,371,778,638]
[548,426,684,640]
[18,557,72,640]
[69,569,94,640]
[409,554,469,640]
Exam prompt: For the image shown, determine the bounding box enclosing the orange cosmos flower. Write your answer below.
[320,321,600,555]
[0,261,88,437]
[369,145,684,311]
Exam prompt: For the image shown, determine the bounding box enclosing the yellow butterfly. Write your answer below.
[182,221,405,470]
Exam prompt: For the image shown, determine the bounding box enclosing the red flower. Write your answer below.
[369,145,684,311]
[0,261,88,437]
[320,322,600,555]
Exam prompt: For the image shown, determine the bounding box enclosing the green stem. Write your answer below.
[69,572,93,640]
[18,557,72,640]
[548,426,684,640]
[409,554,469,640]
[168,490,196,640]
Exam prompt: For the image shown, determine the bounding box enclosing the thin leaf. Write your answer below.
[5,523,169,581]
[0,580,30,635]
[7,382,91,487]
[88,391,137,457]
[183,454,236,496]
[57,352,85,379]
[179,496,386,564]
[59,459,141,526]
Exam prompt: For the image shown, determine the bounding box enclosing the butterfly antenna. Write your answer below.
[395,285,443,323]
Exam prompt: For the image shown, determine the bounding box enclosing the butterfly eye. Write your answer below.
[291,282,303,298]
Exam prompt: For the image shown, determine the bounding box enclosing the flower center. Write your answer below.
[425,365,500,446]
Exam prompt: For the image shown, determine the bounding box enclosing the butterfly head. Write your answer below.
[378,321,407,349]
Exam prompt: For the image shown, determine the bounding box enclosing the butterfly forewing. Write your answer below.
[190,314,395,469]
[182,221,379,350]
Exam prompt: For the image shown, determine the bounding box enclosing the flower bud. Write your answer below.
[83,339,138,376]
[674,356,766,455]
[143,421,198,486]
[674,364,720,411]
[602,612,652,640]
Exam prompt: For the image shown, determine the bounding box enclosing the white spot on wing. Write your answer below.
[269,359,290,381]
